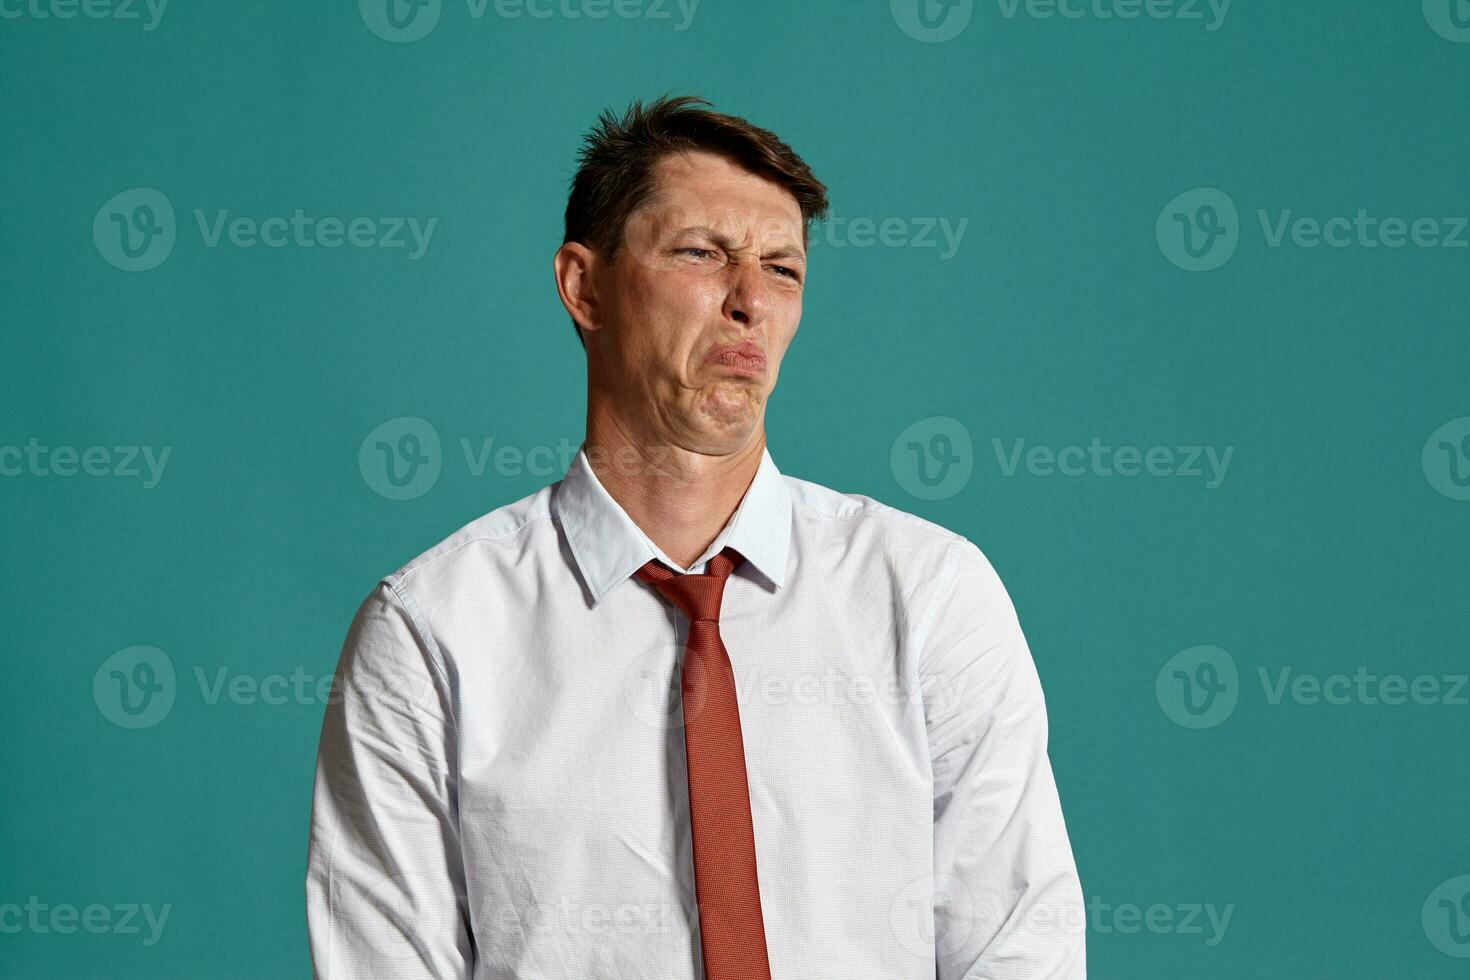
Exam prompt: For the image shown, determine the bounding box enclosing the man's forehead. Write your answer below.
[641,151,803,231]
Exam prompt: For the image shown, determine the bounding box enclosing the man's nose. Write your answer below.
[722,260,769,327]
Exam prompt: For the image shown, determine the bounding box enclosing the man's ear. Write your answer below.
[553,241,602,337]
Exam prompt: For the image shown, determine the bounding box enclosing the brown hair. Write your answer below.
[562,94,829,347]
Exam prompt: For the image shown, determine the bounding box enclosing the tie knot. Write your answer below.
[634,546,745,623]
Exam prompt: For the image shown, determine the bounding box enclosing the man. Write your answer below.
[306,95,1085,978]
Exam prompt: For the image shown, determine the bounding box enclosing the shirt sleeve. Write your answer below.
[919,539,1086,979]
[305,580,474,979]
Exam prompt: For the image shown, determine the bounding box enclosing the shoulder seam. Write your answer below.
[393,510,553,586]
[909,536,975,672]
[383,576,458,731]
[787,484,967,549]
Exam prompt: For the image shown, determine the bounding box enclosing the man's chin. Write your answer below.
[688,389,763,439]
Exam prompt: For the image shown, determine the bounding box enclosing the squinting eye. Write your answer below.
[677,247,715,259]
[769,265,800,281]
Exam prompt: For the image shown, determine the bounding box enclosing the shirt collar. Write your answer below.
[552,441,792,604]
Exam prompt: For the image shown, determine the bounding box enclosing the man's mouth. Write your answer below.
[707,343,767,377]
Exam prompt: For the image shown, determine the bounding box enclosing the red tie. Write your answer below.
[635,547,773,979]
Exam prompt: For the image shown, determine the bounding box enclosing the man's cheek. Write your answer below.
[678,280,726,324]
[778,303,802,344]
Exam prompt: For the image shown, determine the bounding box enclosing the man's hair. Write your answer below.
[562,94,829,348]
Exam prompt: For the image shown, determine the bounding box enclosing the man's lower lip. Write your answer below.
[710,354,765,374]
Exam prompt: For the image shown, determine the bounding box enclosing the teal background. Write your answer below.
[4,0,1469,976]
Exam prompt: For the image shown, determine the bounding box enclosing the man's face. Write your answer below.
[589,150,806,453]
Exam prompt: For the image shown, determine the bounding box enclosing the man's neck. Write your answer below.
[583,417,764,571]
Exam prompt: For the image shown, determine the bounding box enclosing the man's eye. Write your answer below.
[676,247,715,259]
[768,265,800,281]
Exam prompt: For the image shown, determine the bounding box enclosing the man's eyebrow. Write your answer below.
[675,225,806,262]
[762,244,807,263]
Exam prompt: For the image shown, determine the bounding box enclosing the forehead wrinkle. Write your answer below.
[704,226,753,252]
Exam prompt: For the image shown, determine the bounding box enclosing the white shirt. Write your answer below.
[306,443,1085,978]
